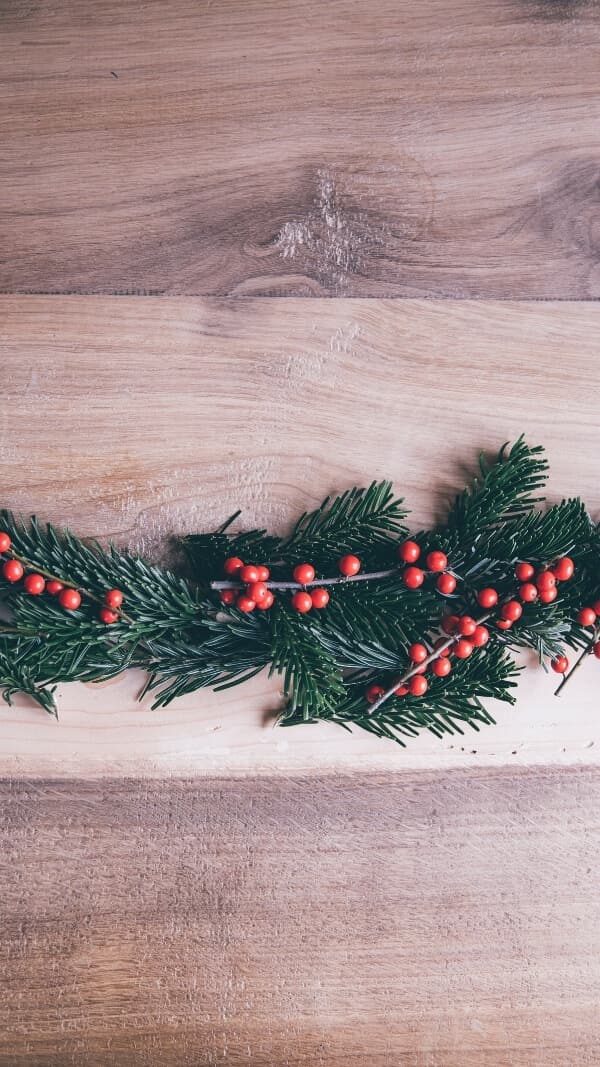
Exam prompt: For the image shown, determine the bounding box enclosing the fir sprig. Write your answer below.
[0,439,596,743]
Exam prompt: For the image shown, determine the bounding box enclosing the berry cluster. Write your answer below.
[366,547,579,706]
[397,539,455,593]
[0,530,124,624]
[219,553,363,613]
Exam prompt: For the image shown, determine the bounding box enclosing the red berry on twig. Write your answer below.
[310,588,330,609]
[454,639,474,659]
[23,573,45,595]
[553,557,574,581]
[519,582,538,603]
[239,565,260,584]
[46,579,64,596]
[426,550,448,572]
[432,657,452,677]
[477,588,498,609]
[58,588,81,611]
[398,540,420,563]
[408,642,428,663]
[293,563,315,584]
[403,566,424,589]
[223,557,244,576]
[577,607,597,627]
[436,572,456,595]
[257,590,275,610]
[291,591,312,613]
[338,554,361,577]
[2,559,23,583]
[104,589,124,609]
[458,616,476,636]
[0,532,11,553]
[220,589,237,605]
[515,562,534,581]
[236,596,256,612]
[99,607,118,624]
[366,684,385,703]
[501,600,522,622]
[247,582,269,603]
[409,675,428,697]
[551,655,569,674]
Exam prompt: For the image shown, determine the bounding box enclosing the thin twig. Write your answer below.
[367,610,493,715]
[210,568,399,591]
[7,550,133,623]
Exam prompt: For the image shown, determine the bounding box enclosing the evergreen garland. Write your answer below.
[0,437,598,745]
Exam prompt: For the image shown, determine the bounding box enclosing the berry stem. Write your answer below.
[5,550,133,623]
[210,568,398,591]
[554,625,599,697]
[366,610,493,715]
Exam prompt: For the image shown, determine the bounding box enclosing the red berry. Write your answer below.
[501,600,522,622]
[256,565,270,582]
[577,607,597,627]
[408,642,428,663]
[472,625,490,647]
[257,590,275,610]
[593,600,600,616]
[239,565,260,584]
[58,588,81,611]
[395,684,409,696]
[293,563,315,585]
[291,591,312,613]
[457,615,477,636]
[434,637,452,655]
[23,573,45,596]
[515,561,535,581]
[236,595,256,612]
[553,557,575,582]
[536,570,556,592]
[338,554,361,577]
[539,587,557,604]
[409,675,428,697]
[593,643,600,660]
[398,540,420,564]
[104,589,124,609]
[0,532,11,553]
[441,614,460,635]
[496,618,512,630]
[551,655,569,674]
[403,566,424,590]
[426,550,448,573]
[310,587,330,609]
[436,572,457,595]
[519,582,538,603]
[366,684,385,704]
[432,657,452,677]
[46,579,64,596]
[220,589,237,605]
[2,559,23,583]
[223,556,244,576]
[99,607,118,624]
[247,581,269,603]
[477,587,498,609]
[454,639,474,659]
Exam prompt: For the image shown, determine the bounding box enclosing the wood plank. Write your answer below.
[1,0,599,297]
[1,295,600,776]
[1,768,599,1066]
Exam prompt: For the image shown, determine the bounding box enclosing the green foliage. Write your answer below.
[0,440,596,744]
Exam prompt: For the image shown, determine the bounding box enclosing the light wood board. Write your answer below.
[2,0,599,297]
[1,295,599,777]
[2,768,599,1066]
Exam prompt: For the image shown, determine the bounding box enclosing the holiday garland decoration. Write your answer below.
[0,438,599,745]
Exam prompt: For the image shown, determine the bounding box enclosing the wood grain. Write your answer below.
[1,767,599,1066]
[2,0,600,297]
[1,294,600,778]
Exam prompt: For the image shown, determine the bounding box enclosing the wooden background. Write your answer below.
[2,1,600,1063]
